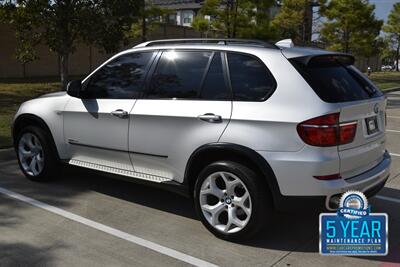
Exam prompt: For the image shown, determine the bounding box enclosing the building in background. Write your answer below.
[151,0,204,27]
[150,0,314,43]
[150,0,282,29]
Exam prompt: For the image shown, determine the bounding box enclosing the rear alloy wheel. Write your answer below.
[199,171,252,234]
[194,161,271,241]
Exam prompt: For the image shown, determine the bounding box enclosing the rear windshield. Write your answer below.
[290,59,383,103]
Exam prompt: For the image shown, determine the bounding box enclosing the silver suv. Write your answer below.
[13,39,391,240]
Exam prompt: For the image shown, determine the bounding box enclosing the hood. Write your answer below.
[38,91,67,99]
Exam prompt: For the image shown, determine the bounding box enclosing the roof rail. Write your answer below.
[134,38,278,49]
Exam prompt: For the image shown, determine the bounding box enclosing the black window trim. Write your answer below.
[198,51,216,97]
[198,52,233,101]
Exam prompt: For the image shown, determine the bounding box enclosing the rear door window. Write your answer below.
[227,53,276,101]
[147,51,212,99]
[290,59,383,103]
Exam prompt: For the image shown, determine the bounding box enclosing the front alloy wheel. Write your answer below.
[18,132,45,176]
[15,125,59,181]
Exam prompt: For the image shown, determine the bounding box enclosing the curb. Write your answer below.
[0,148,15,161]
[384,87,400,94]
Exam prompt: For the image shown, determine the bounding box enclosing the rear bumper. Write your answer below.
[262,150,391,211]
[274,174,389,212]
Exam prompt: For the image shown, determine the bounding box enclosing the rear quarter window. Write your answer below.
[227,53,276,101]
[290,59,383,103]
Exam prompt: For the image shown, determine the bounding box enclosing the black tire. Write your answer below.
[194,161,272,241]
[15,125,59,182]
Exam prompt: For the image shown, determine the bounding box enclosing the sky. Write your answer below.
[370,0,400,21]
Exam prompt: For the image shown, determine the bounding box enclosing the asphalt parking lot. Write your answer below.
[2,92,400,267]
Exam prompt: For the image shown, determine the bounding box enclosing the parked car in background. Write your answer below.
[381,65,393,71]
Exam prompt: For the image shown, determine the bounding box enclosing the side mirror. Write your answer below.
[67,80,82,98]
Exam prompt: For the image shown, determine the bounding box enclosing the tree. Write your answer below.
[319,0,382,57]
[248,0,278,40]
[0,1,38,77]
[272,0,324,44]
[272,0,304,42]
[192,16,212,37]
[192,0,227,37]
[1,0,143,89]
[383,3,400,71]
[379,36,397,66]
[15,32,39,78]
[193,0,275,39]
[125,2,169,42]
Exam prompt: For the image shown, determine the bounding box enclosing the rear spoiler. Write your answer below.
[280,46,355,66]
[292,54,355,67]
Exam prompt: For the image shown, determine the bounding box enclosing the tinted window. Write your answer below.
[291,59,383,103]
[83,52,153,99]
[147,51,212,99]
[200,53,230,100]
[228,53,276,101]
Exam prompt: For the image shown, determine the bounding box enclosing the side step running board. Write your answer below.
[68,159,172,183]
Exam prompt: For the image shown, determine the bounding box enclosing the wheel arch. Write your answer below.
[184,143,282,205]
[12,113,60,159]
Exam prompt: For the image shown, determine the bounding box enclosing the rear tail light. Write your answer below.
[297,113,357,147]
[338,122,358,144]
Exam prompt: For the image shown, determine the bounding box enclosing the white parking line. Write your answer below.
[390,152,400,157]
[0,187,218,267]
[375,195,400,204]
[386,129,400,133]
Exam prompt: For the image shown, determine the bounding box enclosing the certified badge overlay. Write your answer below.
[320,191,388,255]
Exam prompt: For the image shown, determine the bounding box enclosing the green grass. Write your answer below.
[0,79,60,148]
[369,71,400,90]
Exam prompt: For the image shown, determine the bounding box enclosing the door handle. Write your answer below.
[111,109,128,119]
[198,113,222,123]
